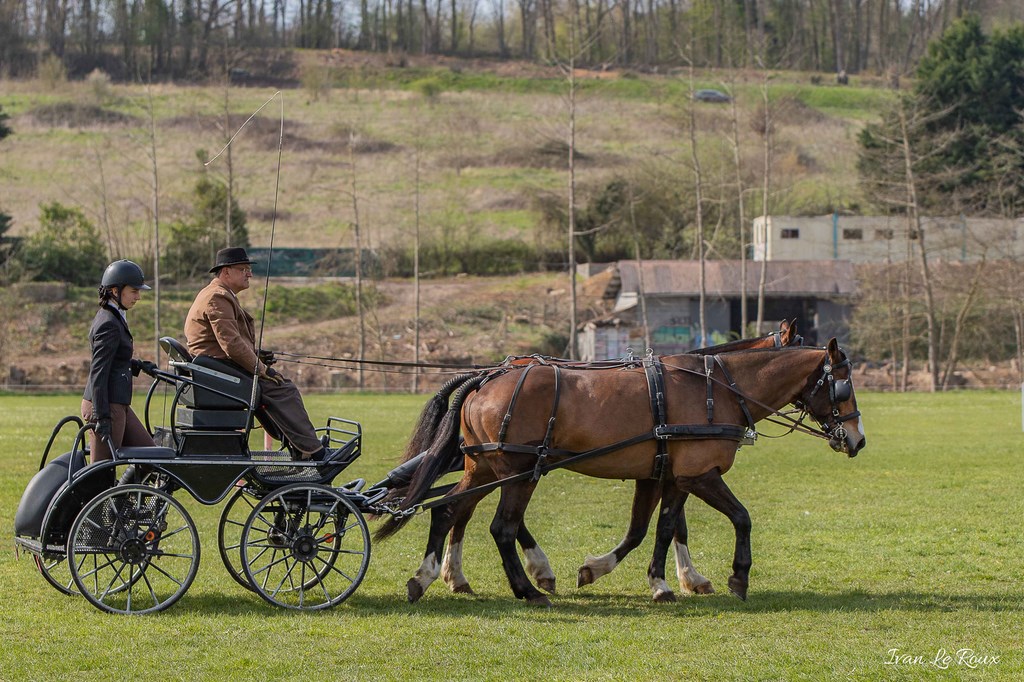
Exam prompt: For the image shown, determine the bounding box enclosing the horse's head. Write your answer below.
[797,339,866,457]
[777,319,801,347]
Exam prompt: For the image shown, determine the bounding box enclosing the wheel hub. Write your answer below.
[291,533,318,563]
[119,537,148,564]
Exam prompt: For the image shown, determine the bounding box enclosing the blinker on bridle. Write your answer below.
[802,355,860,443]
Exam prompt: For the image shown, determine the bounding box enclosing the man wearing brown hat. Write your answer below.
[184,247,327,460]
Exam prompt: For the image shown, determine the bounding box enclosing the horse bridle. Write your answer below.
[799,353,860,444]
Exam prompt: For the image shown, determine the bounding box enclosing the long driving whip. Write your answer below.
[205,90,284,413]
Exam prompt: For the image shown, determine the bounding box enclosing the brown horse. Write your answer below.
[431,322,803,601]
[385,339,864,605]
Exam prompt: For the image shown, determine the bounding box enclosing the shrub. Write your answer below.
[37,54,67,90]
[301,64,332,102]
[0,104,11,139]
[86,68,112,104]
[263,283,374,325]
[28,102,136,127]
[17,202,107,286]
[412,77,444,101]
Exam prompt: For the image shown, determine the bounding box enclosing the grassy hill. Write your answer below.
[0,54,899,389]
[1,52,893,253]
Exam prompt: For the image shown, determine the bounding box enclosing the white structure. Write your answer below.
[752,214,1024,262]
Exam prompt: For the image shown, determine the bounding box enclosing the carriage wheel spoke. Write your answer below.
[145,559,188,587]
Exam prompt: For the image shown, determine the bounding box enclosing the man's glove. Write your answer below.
[95,418,112,440]
[258,349,277,366]
[131,358,159,376]
[261,366,284,386]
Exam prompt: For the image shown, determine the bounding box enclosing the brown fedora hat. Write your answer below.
[210,247,256,273]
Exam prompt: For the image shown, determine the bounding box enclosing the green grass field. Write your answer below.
[1,391,1021,680]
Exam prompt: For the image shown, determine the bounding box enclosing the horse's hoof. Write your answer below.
[527,595,553,608]
[537,577,557,594]
[727,577,748,601]
[407,578,425,603]
[691,581,715,595]
[653,590,677,603]
[451,583,475,595]
[577,567,594,587]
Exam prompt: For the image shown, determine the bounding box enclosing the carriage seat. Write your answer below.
[159,337,256,430]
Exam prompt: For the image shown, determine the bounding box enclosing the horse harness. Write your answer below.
[801,356,860,443]
[460,354,753,484]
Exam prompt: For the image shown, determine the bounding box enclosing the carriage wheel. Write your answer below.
[68,484,200,614]
[42,471,169,598]
[217,487,260,592]
[240,483,370,610]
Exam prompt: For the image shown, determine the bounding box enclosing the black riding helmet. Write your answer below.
[101,260,152,291]
[100,260,151,310]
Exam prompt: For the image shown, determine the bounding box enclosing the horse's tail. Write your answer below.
[400,372,476,464]
[374,374,486,542]
[368,373,477,524]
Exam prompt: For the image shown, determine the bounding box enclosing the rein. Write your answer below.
[271,351,646,375]
[660,351,852,444]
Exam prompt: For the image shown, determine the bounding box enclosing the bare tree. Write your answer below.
[220,80,236,247]
[1011,261,1024,385]
[412,142,423,393]
[144,84,163,362]
[685,54,708,345]
[939,258,985,389]
[346,130,367,390]
[560,24,581,359]
[755,64,772,335]
[725,72,749,335]
[87,142,118,257]
[628,183,651,351]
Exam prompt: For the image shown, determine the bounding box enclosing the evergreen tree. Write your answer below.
[163,175,250,281]
[18,203,107,285]
[859,16,1024,217]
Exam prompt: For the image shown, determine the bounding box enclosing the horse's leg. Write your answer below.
[517,524,557,594]
[646,481,687,602]
[441,499,483,594]
[577,479,661,587]
[679,467,752,600]
[489,480,551,606]
[408,492,484,603]
[671,495,715,595]
[440,511,556,595]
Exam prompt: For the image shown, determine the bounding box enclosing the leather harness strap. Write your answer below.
[533,365,561,481]
[644,356,669,480]
[712,355,756,432]
[498,363,534,443]
[467,363,569,482]
[705,355,716,422]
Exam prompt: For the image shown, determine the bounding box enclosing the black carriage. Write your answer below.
[13,337,403,614]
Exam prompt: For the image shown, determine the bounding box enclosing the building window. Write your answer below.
[875,228,894,240]
[781,228,800,239]
[843,228,863,240]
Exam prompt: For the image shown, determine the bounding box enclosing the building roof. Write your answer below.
[604,259,858,299]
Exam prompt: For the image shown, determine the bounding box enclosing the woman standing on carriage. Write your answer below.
[81,260,158,470]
